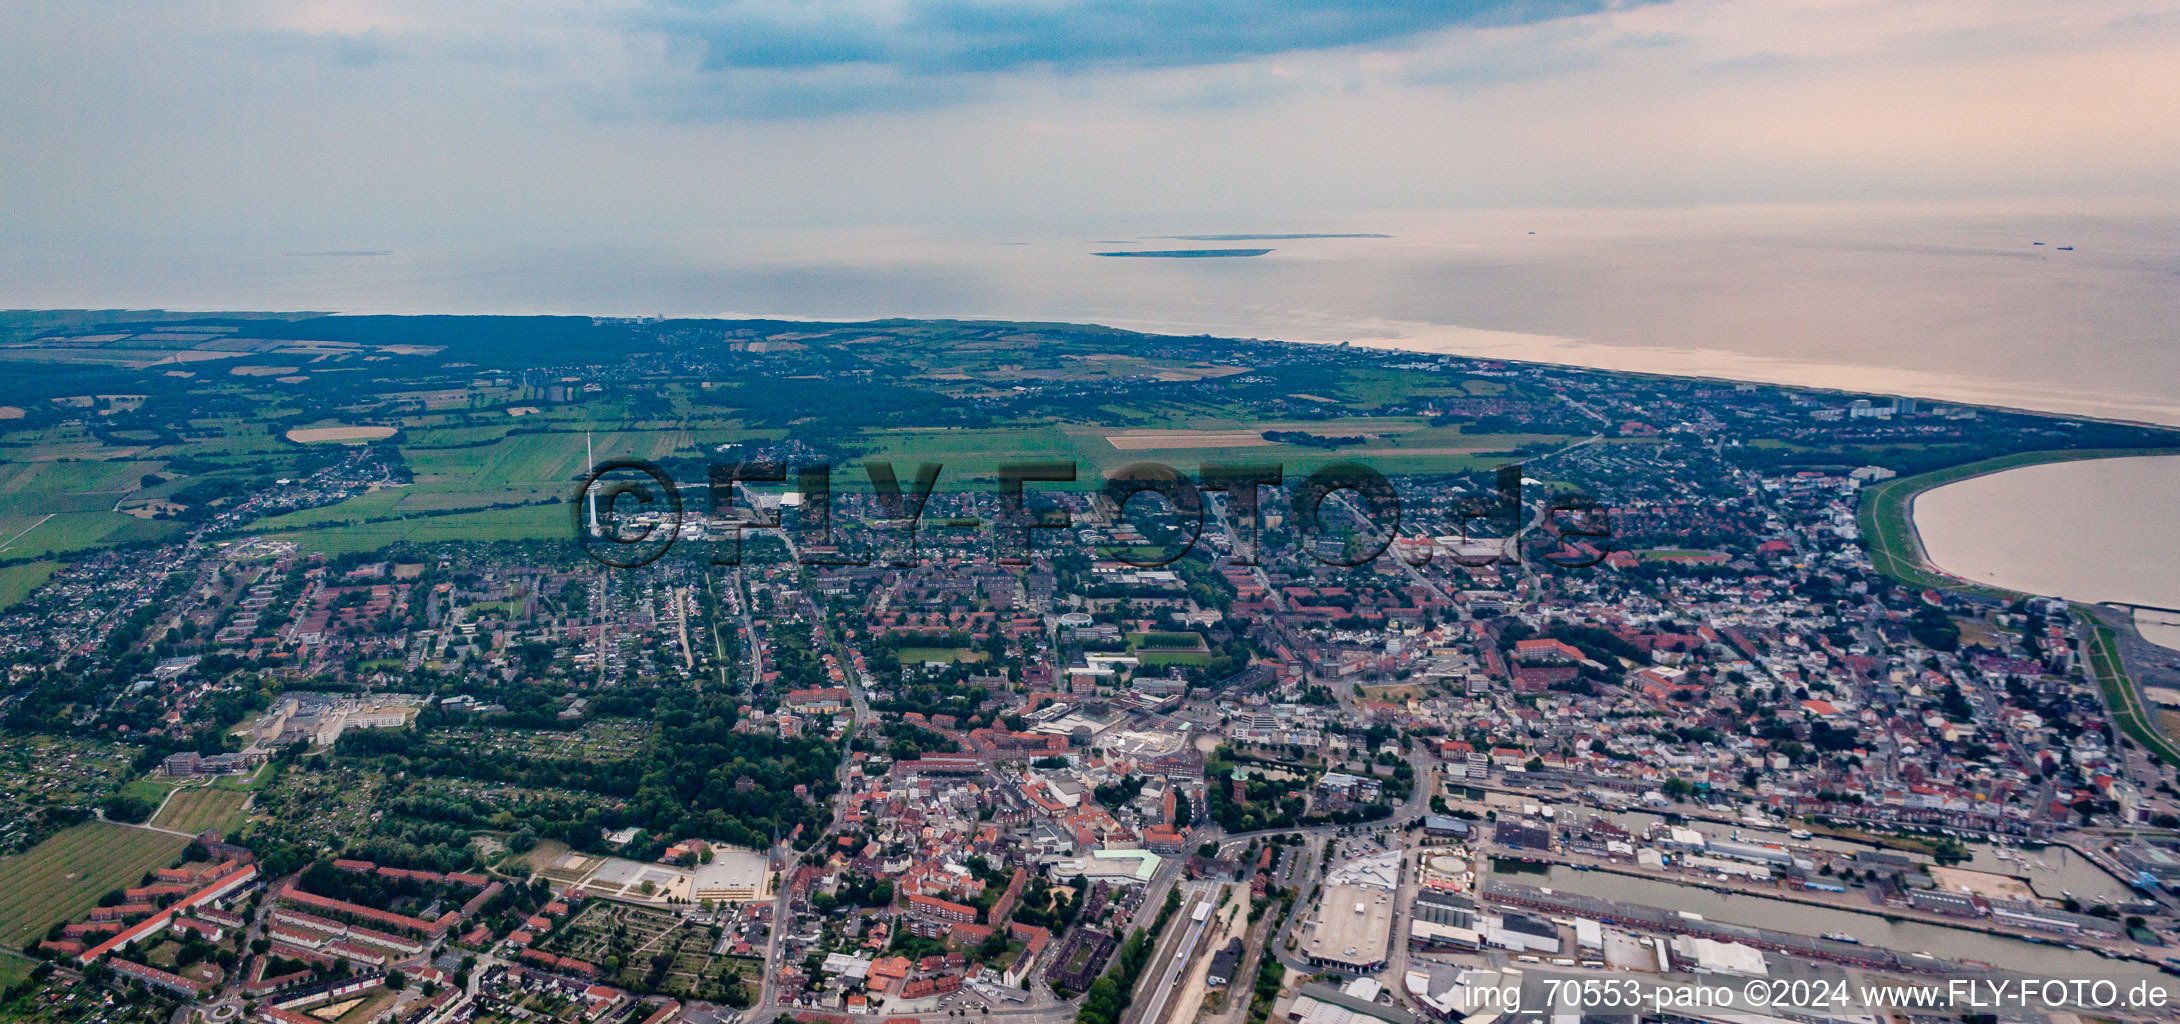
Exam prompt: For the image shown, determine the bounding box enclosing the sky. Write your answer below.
[4,0,2180,255]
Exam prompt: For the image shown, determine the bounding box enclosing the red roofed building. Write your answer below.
[784,688,850,713]
[641,1002,686,1024]
[907,893,977,924]
[276,881,444,935]
[1513,639,1586,664]
[80,862,258,965]
[109,959,205,998]
[91,903,155,922]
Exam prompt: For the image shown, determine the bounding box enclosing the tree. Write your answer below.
[99,793,156,824]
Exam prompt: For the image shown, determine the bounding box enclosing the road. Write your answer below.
[731,568,763,691]
[674,585,695,671]
[756,591,872,1015]
[1206,493,1285,612]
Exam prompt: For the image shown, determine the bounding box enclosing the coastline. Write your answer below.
[1859,446,2180,768]
[1856,447,2180,600]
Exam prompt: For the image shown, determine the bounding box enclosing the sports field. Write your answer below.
[0,822,191,948]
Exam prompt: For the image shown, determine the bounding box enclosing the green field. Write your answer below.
[404,428,690,491]
[1857,447,2180,596]
[0,560,60,610]
[848,425,1089,483]
[894,646,987,664]
[255,486,536,530]
[1056,418,1558,478]
[0,953,34,989]
[0,459,166,508]
[1133,627,1203,644]
[273,501,567,555]
[150,786,250,836]
[0,822,191,948]
[0,457,192,559]
[2083,618,2180,765]
[116,778,178,807]
[0,511,180,560]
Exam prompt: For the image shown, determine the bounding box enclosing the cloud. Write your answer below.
[207,0,1649,119]
[5,0,2180,260]
[635,0,1638,78]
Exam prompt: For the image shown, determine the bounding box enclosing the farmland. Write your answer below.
[0,560,60,611]
[846,425,1088,484]
[285,424,397,444]
[271,501,566,556]
[0,456,193,559]
[150,785,251,836]
[0,822,191,949]
[0,318,1610,568]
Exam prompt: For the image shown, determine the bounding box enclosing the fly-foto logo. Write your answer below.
[571,459,1611,571]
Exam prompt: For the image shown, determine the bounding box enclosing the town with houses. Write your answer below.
[5,314,2180,1024]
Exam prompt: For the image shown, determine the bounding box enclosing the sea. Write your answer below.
[8,204,2180,425]
[1911,455,2180,625]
